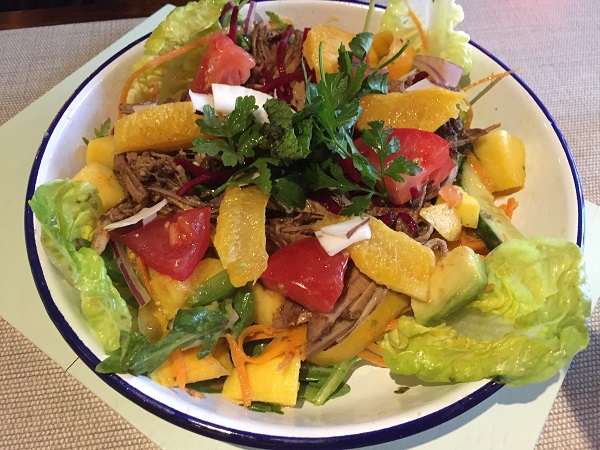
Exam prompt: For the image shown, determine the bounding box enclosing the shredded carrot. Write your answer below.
[241,326,307,365]
[368,342,385,357]
[276,351,295,371]
[384,317,400,332]
[118,33,213,111]
[499,197,519,219]
[464,150,494,192]
[358,350,387,367]
[460,229,489,255]
[171,349,187,392]
[136,255,153,295]
[462,70,516,92]
[225,333,252,407]
[405,0,428,54]
[462,96,474,129]
[237,324,281,344]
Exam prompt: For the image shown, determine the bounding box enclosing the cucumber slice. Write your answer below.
[457,159,523,248]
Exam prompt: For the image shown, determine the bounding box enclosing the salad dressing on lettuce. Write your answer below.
[29,0,590,410]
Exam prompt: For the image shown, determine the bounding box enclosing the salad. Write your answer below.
[29,0,591,412]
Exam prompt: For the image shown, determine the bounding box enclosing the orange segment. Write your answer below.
[370,31,416,80]
[214,185,269,287]
[356,87,466,132]
[303,24,354,80]
[113,101,201,153]
[316,214,435,301]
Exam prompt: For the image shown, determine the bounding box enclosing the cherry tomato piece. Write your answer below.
[260,237,350,313]
[353,128,455,205]
[121,207,211,281]
[190,33,256,94]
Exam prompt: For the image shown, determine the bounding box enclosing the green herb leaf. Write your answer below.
[82,118,111,145]
[127,306,228,375]
[341,194,373,216]
[247,402,284,414]
[272,175,307,210]
[95,331,147,374]
[306,162,358,194]
[193,98,260,166]
[265,11,288,31]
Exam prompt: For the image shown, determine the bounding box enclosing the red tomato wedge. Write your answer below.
[260,237,350,313]
[121,207,211,281]
[190,33,256,94]
[351,128,455,205]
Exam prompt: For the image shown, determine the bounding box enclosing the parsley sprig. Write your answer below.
[190,31,419,215]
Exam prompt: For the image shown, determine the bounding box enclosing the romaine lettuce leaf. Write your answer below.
[29,180,132,352]
[380,0,472,74]
[127,0,229,103]
[380,238,591,386]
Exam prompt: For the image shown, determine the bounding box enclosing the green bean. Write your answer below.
[186,269,236,306]
[231,286,255,338]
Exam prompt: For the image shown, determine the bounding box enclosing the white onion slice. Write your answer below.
[211,84,273,123]
[412,54,464,88]
[405,78,437,92]
[315,217,371,256]
[103,199,168,231]
[189,90,215,112]
[132,102,158,113]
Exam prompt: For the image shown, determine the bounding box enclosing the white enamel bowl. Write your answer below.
[25,1,584,448]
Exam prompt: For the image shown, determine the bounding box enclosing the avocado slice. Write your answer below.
[412,246,488,326]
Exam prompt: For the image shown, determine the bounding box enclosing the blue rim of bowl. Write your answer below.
[24,2,585,449]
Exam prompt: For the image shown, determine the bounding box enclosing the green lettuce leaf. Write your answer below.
[380,0,472,74]
[380,238,591,386]
[127,0,229,103]
[29,180,132,353]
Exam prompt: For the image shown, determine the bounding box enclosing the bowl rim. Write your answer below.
[23,2,585,448]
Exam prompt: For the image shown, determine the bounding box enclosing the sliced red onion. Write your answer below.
[109,240,151,307]
[242,1,256,35]
[412,55,464,88]
[103,199,167,231]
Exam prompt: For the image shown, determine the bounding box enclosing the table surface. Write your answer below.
[1,1,599,449]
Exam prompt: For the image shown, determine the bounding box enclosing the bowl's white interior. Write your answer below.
[32,0,580,441]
